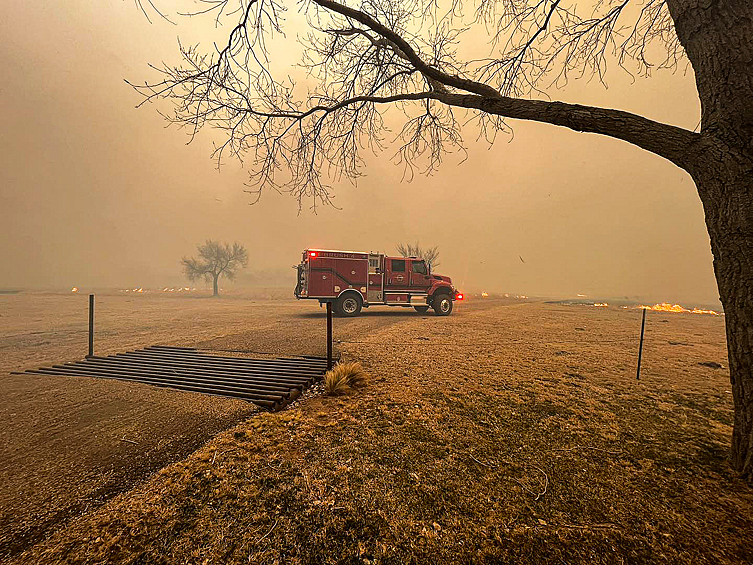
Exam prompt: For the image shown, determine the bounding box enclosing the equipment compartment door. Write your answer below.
[308,258,335,297]
[367,273,383,303]
[367,254,383,303]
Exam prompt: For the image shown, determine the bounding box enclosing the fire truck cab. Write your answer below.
[294,249,461,316]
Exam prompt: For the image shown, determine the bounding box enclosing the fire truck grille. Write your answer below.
[14,345,329,411]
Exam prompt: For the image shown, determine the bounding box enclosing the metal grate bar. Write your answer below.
[13,346,329,411]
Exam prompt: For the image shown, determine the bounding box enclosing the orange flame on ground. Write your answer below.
[71,287,78,293]
[637,302,720,315]
[593,303,608,307]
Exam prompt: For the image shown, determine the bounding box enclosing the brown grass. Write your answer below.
[8,299,753,565]
[324,361,369,395]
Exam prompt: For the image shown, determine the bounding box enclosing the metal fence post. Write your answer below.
[326,302,333,370]
[88,294,94,358]
[636,308,647,380]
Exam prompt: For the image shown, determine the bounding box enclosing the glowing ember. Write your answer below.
[637,302,719,315]
[71,287,78,293]
[593,303,608,307]
[481,292,489,298]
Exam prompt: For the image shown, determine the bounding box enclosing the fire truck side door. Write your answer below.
[409,260,431,290]
[386,258,407,287]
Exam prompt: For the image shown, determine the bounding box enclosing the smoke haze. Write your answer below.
[0,1,717,305]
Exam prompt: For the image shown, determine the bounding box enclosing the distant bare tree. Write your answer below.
[134,1,753,478]
[182,241,248,297]
[396,242,440,270]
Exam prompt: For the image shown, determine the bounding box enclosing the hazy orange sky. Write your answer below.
[0,1,719,305]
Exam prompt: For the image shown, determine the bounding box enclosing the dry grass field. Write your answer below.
[2,292,752,564]
[0,290,423,562]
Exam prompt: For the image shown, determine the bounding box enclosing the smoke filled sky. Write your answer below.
[0,1,718,304]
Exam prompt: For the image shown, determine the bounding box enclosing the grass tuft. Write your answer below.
[324,362,368,395]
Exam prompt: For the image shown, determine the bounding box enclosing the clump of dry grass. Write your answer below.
[324,362,368,395]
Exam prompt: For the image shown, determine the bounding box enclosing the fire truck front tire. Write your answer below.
[335,293,362,317]
[432,293,453,316]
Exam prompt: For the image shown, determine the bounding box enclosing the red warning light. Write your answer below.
[309,251,317,257]
[456,293,464,301]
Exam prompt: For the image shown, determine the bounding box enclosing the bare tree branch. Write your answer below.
[130,0,694,209]
[397,242,441,269]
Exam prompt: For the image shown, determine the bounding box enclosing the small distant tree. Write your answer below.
[396,243,440,270]
[181,240,248,297]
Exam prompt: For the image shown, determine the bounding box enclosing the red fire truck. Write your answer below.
[294,249,462,316]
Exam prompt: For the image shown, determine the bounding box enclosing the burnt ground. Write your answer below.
[5,296,752,565]
[0,291,416,562]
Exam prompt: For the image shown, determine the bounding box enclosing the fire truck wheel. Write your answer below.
[336,293,362,317]
[414,306,430,313]
[432,293,453,316]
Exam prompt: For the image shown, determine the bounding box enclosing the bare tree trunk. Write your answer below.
[692,163,753,480]
[666,0,753,479]
[212,275,219,297]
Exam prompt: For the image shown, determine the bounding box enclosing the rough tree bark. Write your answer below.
[668,0,753,479]
[695,161,753,479]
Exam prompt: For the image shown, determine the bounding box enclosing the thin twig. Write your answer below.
[120,435,137,445]
[551,523,619,530]
[211,450,217,465]
[551,445,624,456]
[513,464,548,500]
[469,454,496,468]
[255,519,278,544]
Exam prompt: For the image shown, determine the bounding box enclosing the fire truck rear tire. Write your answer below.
[414,306,429,313]
[335,293,362,317]
[432,293,453,316]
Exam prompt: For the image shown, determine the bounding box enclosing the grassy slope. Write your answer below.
[16,302,753,565]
